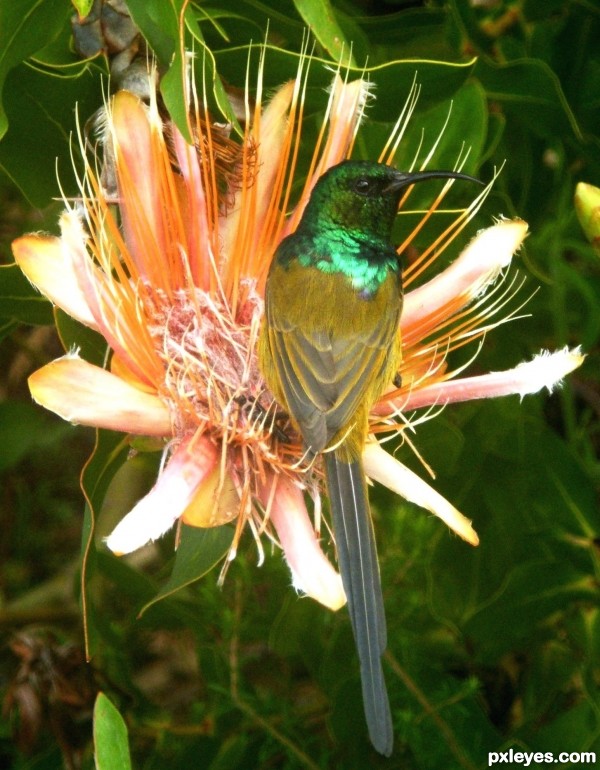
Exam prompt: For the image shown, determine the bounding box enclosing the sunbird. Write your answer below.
[259,160,480,755]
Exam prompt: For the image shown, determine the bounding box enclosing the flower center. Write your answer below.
[145,280,271,444]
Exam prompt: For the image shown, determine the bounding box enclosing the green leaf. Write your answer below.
[72,0,95,18]
[0,0,70,138]
[55,308,108,367]
[428,406,600,660]
[125,0,237,140]
[125,0,181,67]
[0,401,73,472]
[93,693,132,770]
[475,56,582,141]
[356,7,453,62]
[214,43,476,117]
[0,62,102,206]
[0,263,54,325]
[199,0,303,50]
[292,0,354,67]
[96,550,159,608]
[185,14,240,131]
[447,0,496,56]
[139,524,233,616]
[81,430,132,658]
[0,318,19,343]
[392,79,488,179]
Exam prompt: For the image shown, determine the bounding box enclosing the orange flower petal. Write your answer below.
[222,80,296,273]
[12,234,99,329]
[28,356,172,435]
[111,90,169,285]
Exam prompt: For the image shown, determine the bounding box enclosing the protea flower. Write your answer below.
[12,52,583,613]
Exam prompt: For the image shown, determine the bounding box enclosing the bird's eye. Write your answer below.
[353,178,372,196]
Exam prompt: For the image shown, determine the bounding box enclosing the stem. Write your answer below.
[228,581,322,770]
[385,650,479,770]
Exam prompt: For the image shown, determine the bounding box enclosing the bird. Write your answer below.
[258,160,480,755]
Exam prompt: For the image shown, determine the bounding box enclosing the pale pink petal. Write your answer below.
[284,78,371,234]
[60,212,160,389]
[402,220,528,336]
[392,346,585,412]
[110,90,167,281]
[250,81,295,246]
[311,77,370,184]
[363,442,479,546]
[106,434,219,555]
[221,81,296,269]
[28,355,172,435]
[266,473,346,611]
[171,126,213,289]
[12,234,98,329]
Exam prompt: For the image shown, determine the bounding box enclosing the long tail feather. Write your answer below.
[324,452,393,756]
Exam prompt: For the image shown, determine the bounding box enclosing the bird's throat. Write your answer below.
[296,228,399,296]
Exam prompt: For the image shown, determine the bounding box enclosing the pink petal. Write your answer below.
[28,355,172,435]
[362,442,479,546]
[402,220,528,337]
[284,78,371,234]
[311,77,370,183]
[221,81,297,272]
[59,212,160,389]
[265,473,346,611]
[110,90,167,281]
[12,233,98,329]
[106,433,219,555]
[171,126,213,290]
[395,346,585,411]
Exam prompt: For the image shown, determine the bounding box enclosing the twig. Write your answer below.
[385,649,479,770]
[228,581,322,770]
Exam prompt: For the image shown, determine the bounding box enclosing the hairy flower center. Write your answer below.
[145,280,273,447]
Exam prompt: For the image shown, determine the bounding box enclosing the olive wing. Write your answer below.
[264,267,400,452]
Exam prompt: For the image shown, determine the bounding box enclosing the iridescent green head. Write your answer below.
[301,160,480,242]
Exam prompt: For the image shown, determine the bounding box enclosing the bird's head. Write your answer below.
[301,160,481,241]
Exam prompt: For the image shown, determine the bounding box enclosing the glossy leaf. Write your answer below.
[475,56,582,141]
[0,0,70,138]
[0,63,102,206]
[213,43,476,117]
[80,430,132,658]
[0,263,54,325]
[292,0,354,66]
[55,308,108,367]
[93,693,132,770]
[0,401,73,472]
[139,524,234,616]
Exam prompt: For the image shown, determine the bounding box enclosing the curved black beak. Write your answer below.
[384,169,483,193]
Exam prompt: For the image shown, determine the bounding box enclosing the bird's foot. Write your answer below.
[234,394,290,443]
